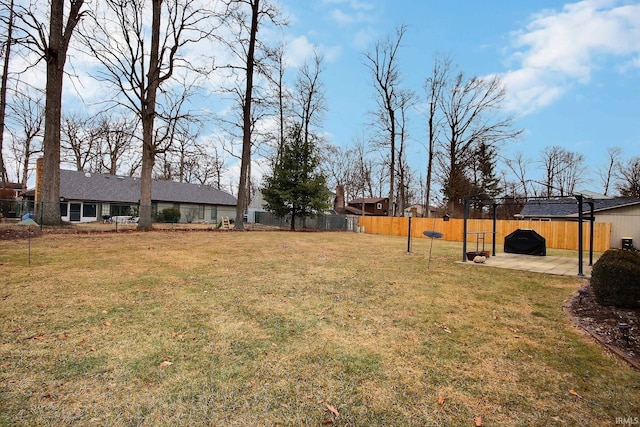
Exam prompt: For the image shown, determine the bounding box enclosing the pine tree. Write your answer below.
[262,125,331,230]
[474,140,502,201]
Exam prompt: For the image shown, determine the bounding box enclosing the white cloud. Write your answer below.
[285,36,318,67]
[331,9,355,26]
[321,0,375,11]
[320,0,377,27]
[284,35,342,67]
[501,0,640,115]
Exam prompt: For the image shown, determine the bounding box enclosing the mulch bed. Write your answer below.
[566,283,639,370]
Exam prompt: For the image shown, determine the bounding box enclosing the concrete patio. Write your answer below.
[466,252,594,278]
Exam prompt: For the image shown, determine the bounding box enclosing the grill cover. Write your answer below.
[504,229,546,256]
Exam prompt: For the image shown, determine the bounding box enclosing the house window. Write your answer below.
[376,203,382,210]
[83,203,97,218]
[210,206,217,221]
[60,202,68,217]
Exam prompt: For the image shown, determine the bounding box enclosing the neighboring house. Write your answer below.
[518,197,640,249]
[0,182,28,219]
[247,189,265,223]
[57,169,237,224]
[344,197,390,216]
[1,182,26,198]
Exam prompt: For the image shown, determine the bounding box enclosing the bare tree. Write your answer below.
[423,54,450,216]
[363,25,406,216]
[395,89,414,214]
[6,89,43,189]
[13,0,86,224]
[81,0,215,229]
[616,156,640,198]
[556,150,586,197]
[294,51,326,146]
[437,71,522,215]
[263,42,292,165]
[504,151,533,199]
[597,146,622,196]
[540,145,563,198]
[0,0,15,187]
[217,0,282,229]
[61,113,97,171]
[182,144,227,188]
[97,115,138,175]
[61,113,138,175]
[539,146,586,197]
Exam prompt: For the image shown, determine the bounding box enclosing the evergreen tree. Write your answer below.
[262,124,331,230]
[474,140,502,200]
[468,140,502,217]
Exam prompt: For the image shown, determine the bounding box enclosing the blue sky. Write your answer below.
[278,0,640,194]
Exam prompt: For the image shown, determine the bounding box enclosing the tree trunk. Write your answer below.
[0,0,14,188]
[39,0,84,225]
[235,0,259,230]
[388,108,395,216]
[40,2,66,225]
[137,0,162,230]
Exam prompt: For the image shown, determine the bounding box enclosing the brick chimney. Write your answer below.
[334,184,345,214]
[35,157,44,202]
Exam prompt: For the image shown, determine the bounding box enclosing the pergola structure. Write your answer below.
[461,195,596,277]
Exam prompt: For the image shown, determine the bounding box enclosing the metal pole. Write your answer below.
[492,203,498,256]
[577,195,584,277]
[588,201,594,266]
[462,198,469,262]
[407,214,412,253]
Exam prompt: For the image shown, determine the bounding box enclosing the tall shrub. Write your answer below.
[591,249,640,308]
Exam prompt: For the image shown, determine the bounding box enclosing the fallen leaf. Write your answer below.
[321,420,333,425]
[438,395,446,406]
[159,361,173,368]
[474,416,484,426]
[58,332,68,340]
[568,389,583,399]
[32,335,47,340]
[104,320,111,326]
[326,403,339,418]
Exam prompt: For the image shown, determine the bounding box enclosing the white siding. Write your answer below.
[596,205,640,248]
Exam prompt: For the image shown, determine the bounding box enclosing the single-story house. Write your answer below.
[57,169,237,224]
[518,197,640,249]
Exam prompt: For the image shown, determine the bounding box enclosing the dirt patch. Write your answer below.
[566,283,639,370]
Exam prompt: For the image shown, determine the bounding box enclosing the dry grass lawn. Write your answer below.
[1,230,638,426]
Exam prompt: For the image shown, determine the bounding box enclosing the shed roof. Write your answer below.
[519,197,640,218]
[60,169,237,206]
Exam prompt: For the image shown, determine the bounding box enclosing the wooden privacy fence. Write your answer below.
[359,217,611,252]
